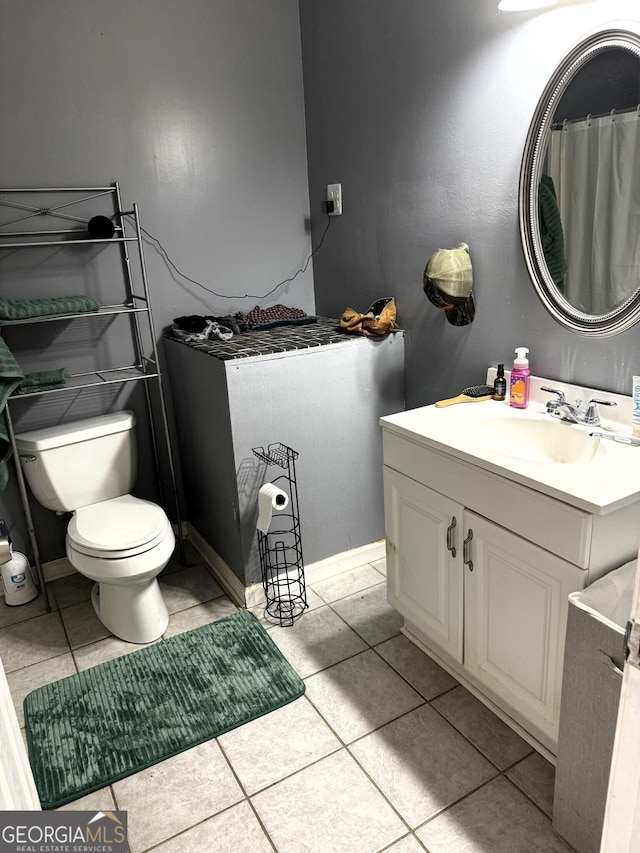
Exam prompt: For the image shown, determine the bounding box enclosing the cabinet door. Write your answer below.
[463,510,585,744]
[384,467,463,662]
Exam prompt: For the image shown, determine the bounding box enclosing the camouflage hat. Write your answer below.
[423,242,475,326]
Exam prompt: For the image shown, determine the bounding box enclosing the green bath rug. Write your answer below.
[24,610,305,808]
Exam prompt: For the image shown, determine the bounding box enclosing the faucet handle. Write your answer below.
[588,398,617,408]
[585,398,617,426]
[541,386,566,409]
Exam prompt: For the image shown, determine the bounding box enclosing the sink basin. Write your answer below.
[469,417,606,464]
[380,377,640,513]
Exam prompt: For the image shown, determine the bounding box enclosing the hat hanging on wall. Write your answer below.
[423,242,475,326]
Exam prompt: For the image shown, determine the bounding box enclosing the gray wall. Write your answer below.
[0,0,313,558]
[0,0,313,329]
[5,0,640,565]
[165,333,405,587]
[299,0,640,409]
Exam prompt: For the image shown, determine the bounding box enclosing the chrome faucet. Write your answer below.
[541,386,617,427]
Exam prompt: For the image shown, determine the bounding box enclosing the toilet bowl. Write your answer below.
[66,494,175,643]
[15,411,175,644]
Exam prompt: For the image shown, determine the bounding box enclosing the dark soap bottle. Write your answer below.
[493,364,506,401]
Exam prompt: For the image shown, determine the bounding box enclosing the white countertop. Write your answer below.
[381,377,640,515]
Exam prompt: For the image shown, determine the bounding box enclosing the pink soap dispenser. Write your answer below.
[509,347,530,409]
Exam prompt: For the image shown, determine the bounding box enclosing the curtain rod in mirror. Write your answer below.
[551,103,640,129]
[498,1,558,10]
[498,0,596,9]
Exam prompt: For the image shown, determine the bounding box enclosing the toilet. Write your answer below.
[15,410,175,644]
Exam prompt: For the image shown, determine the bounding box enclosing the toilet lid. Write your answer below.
[67,495,170,558]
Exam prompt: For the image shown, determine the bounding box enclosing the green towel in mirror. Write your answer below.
[539,175,567,288]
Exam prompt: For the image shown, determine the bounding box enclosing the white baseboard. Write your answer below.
[304,541,385,583]
[1,527,386,610]
[42,556,76,584]
[186,524,249,609]
[187,523,385,609]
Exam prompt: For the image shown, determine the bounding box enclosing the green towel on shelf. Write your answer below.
[17,368,69,394]
[0,334,25,491]
[0,295,100,320]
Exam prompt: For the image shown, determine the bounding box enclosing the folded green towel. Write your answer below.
[0,295,100,320]
[17,368,69,394]
[0,334,25,490]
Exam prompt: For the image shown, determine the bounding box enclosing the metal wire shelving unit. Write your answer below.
[252,442,307,627]
[0,183,184,610]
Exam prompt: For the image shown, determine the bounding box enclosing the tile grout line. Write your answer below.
[310,569,557,818]
[411,772,504,836]
[427,697,533,774]
[205,741,280,853]
[501,769,554,821]
[307,569,559,840]
[221,584,421,849]
[300,577,440,848]
[9,558,559,848]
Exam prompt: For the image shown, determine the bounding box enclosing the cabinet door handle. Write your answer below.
[463,529,473,571]
[446,516,457,558]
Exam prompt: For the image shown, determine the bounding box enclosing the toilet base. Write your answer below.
[91,577,169,644]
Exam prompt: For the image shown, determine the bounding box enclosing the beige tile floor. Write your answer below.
[0,544,570,852]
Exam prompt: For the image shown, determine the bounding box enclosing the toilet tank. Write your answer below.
[15,411,138,512]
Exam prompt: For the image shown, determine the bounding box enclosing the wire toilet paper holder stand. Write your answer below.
[252,442,308,626]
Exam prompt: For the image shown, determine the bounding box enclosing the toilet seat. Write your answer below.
[67,494,171,559]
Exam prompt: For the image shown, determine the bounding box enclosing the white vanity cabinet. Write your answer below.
[385,469,463,661]
[382,403,640,756]
[385,466,582,750]
[462,510,583,748]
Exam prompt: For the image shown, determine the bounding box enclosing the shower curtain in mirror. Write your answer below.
[547,110,640,314]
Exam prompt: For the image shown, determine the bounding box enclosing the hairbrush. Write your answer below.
[435,384,494,407]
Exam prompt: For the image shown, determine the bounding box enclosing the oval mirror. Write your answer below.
[520,28,640,336]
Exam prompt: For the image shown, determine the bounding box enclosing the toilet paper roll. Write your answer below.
[257,483,289,533]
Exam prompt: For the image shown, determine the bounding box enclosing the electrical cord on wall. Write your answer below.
[123,208,332,303]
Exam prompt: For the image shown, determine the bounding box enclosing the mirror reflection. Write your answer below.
[542,49,640,315]
[520,29,640,336]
